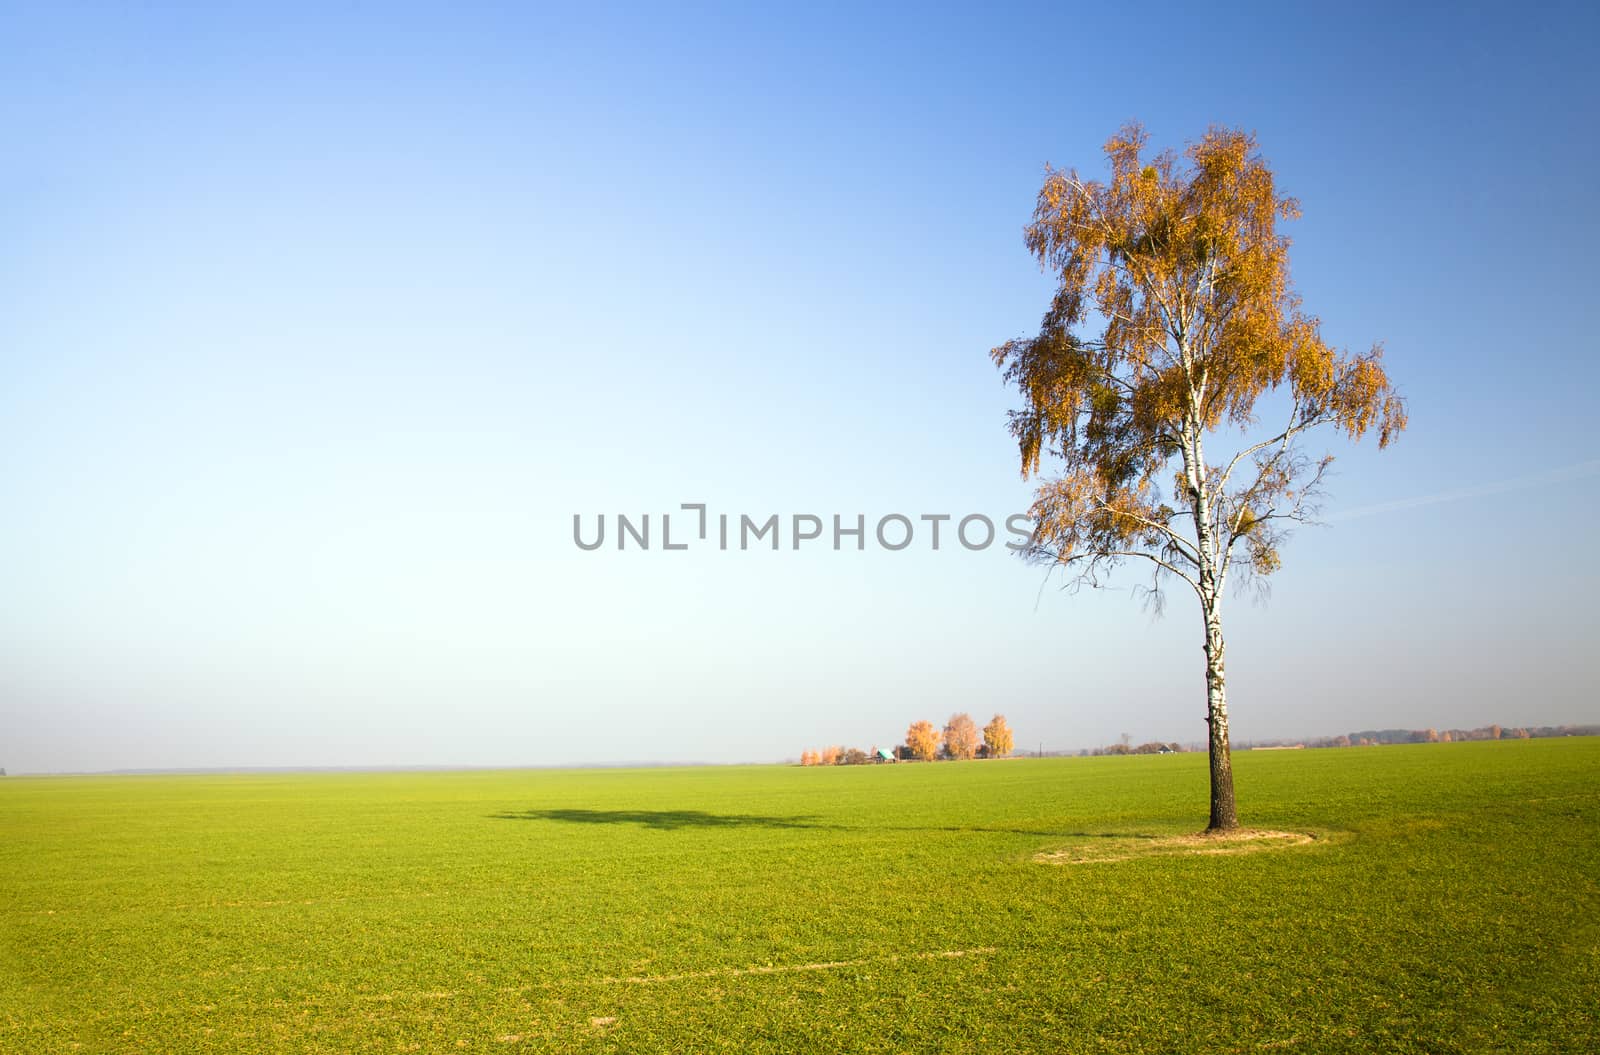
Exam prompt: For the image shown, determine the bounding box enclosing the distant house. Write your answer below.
[875,748,896,763]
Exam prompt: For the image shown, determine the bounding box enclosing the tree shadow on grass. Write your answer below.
[488,808,833,831]
[489,808,1157,839]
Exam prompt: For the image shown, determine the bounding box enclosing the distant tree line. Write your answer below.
[1243,724,1600,749]
[800,714,1015,766]
[1083,740,1185,757]
[1068,723,1600,756]
[799,746,876,767]
[804,721,1600,765]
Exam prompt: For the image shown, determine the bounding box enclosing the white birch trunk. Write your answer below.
[1182,415,1240,831]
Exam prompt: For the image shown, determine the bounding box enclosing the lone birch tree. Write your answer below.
[992,125,1405,830]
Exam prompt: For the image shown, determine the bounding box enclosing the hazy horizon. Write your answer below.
[15,719,1599,778]
[4,4,1598,774]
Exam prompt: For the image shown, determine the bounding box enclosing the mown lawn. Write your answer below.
[2,739,1597,1052]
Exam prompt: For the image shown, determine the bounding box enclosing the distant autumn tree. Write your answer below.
[983,714,1014,758]
[819,745,842,766]
[943,713,980,760]
[800,749,817,767]
[992,125,1406,830]
[905,721,940,762]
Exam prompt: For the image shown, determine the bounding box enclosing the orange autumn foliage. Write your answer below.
[905,720,940,762]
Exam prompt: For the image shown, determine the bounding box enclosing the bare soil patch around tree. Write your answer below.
[1034,828,1320,865]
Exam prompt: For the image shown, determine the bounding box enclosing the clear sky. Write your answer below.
[3,2,1597,772]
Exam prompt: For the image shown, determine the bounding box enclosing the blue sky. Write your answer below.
[3,2,1597,771]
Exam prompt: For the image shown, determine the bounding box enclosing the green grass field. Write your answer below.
[3,739,1597,1053]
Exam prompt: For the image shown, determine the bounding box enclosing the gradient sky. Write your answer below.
[3,2,1598,772]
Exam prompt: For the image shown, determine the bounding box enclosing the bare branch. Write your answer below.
[1027,541,1203,602]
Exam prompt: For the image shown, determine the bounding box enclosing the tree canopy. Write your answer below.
[906,720,940,762]
[983,715,1014,758]
[943,714,980,760]
[993,124,1405,606]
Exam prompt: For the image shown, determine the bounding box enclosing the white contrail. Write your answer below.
[1327,459,1600,522]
